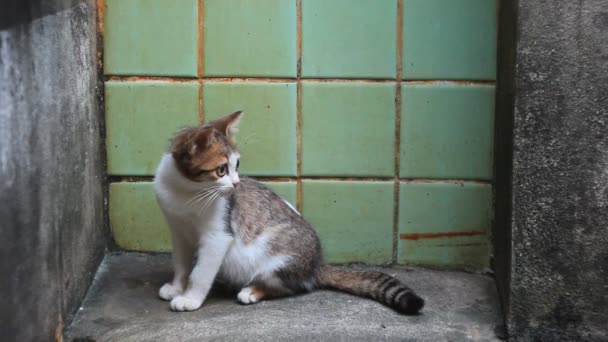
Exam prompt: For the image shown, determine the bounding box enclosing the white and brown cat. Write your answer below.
[153,111,424,314]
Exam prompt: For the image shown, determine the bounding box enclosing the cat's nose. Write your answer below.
[232,181,239,188]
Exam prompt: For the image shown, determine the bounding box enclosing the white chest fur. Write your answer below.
[219,231,289,288]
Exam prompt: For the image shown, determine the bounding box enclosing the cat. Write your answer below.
[153,111,424,314]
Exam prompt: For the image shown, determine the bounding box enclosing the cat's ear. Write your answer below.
[206,111,243,144]
[171,127,214,160]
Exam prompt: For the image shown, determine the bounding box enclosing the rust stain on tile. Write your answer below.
[204,77,297,83]
[96,0,105,33]
[432,242,486,247]
[400,231,485,240]
[96,0,105,71]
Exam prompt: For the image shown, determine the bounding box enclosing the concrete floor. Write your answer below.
[66,253,504,342]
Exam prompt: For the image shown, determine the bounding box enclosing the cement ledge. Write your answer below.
[67,252,503,342]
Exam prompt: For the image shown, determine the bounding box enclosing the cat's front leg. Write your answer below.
[159,228,194,301]
[158,210,196,301]
[170,230,233,312]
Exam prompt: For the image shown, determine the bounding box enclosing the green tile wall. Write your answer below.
[104,0,497,269]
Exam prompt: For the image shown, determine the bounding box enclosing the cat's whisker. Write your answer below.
[186,190,208,207]
[197,188,220,210]
[187,186,222,207]
[191,190,217,209]
[199,191,219,212]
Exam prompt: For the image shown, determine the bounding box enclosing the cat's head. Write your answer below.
[170,111,243,191]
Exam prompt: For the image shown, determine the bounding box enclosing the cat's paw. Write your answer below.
[159,283,182,301]
[237,287,261,305]
[170,294,203,311]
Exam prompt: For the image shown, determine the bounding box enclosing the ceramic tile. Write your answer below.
[203,0,297,77]
[402,0,497,80]
[400,84,495,179]
[302,181,394,264]
[301,82,396,176]
[104,0,198,76]
[302,0,397,78]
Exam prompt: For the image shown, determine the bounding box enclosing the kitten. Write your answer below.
[153,111,424,314]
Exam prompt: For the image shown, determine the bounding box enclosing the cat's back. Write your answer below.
[230,178,318,247]
[231,178,301,226]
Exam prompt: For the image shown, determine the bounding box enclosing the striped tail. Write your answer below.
[318,265,424,315]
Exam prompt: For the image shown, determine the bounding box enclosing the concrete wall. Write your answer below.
[0,1,105,340]
[497,0,608,340]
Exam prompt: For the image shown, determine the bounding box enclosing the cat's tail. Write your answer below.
[317,264,424,315]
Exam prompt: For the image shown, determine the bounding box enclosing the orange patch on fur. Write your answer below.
[250,287,266,300]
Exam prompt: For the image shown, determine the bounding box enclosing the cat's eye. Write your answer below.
[236,159,240,170]
[216,164,228,177]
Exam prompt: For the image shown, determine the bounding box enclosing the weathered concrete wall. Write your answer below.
[504,0,608,340]
[0,0,105,340]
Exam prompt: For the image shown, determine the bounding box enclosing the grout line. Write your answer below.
[198,80,204,124]
[402,80,496,86]
[105,76,199,83]
[392,0,404,265]
[296,0,303,213]
[198,0,204,124]
[399,178,494,185]
[104,75,496,85]
[251,177,299,182]
[107,175,493,184]
[109,176,154,182]
[198,0,203,79]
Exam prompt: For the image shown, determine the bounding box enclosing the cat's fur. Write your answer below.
[153,111,424,314]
